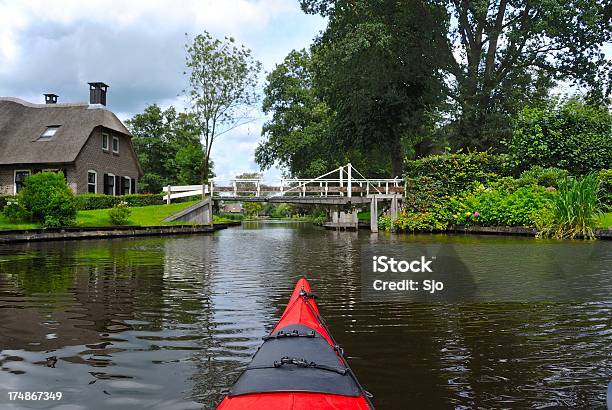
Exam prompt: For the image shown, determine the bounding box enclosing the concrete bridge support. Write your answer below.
[162,198,213,226]
[370,196,378,233]
[326,208,358,230]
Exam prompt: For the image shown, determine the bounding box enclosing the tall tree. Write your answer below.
[127,104,211,193]
[443,0,611,148]
[302,0,448,177]
[302,0,611,150]
[256,50,337,178]
[184,32,262,182]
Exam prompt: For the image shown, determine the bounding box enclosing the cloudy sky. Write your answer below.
[0,0,326,182]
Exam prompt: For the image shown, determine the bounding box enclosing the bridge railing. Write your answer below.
[162,163,405,203]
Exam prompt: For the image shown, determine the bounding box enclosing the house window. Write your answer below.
[104,173,115,195]
[123,176,131,195]
[14,170,31,194]
[38,126,60,140]
[112,136,119,154]
[88,171,97,193]
[102,133,109,151]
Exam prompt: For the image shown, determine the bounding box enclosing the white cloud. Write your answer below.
[0,0,327,182]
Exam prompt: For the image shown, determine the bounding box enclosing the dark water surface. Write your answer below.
[0,222,610,409]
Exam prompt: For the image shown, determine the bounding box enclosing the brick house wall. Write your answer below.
[73,127,141,194]
[0,127,140,196]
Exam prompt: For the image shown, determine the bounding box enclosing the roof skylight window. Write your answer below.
[39,126,60,140]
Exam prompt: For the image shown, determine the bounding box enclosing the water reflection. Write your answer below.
[0,224,610,409]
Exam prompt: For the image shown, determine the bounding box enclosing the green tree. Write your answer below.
[256,50,337,178]
[126,104,210,192]
[185,32,262,183]
[302,0,611,151]
[442,0,611,149]
[243,202,263,218]
[506,97,612,174]
[303,0,448,177]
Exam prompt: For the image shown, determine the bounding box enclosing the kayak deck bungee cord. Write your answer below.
[217,277,373,409]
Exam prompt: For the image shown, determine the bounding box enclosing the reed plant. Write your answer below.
[536,174,602,239]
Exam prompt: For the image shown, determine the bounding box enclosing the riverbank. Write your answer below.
[0,201,236,230]
[0,221,241,244]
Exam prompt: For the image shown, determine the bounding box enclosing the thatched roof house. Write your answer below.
[0,83,142,195]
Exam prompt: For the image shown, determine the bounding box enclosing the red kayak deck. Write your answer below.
[217,278,372,410]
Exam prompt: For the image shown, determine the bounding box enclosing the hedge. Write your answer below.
[74,194,165,210]
[506,99,611,175]
[403,151,510,211]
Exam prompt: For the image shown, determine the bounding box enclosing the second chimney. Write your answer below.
[44,93,58,104]
[88,82,109,106]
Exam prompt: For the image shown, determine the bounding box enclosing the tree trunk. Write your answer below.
[390,133,403,178]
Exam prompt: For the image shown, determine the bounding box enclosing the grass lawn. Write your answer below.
[0,201,236,230]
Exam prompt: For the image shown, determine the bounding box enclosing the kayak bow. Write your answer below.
[217,277,373,409]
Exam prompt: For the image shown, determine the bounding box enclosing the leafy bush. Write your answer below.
[75,194,165,210]
[507,98,611,175]
[0,195,14,209]
[404,151,510,210]
[536,174,602,239]
[2,197,27,222]
[108,202,132,225]
[217,212,244,221]
[378,215,392,231]
[453,184,553,226]
[19,172,76,227]
[598,169,611,211]
[270,203,291,218]
[517,166,568,188]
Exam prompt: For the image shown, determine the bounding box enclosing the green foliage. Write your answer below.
[74,194,165,210]
[19,172,76,227]
[536,174,602,239]
[256,49,338,178]
[269,203,292,219]
[393,210,448,232]
[404,151,509,210]
[243,202,263,218]
[2,197,27,223]
[302,0,611,152]
[598,169,612,210]
[108,202,132,225]
[126,104,209,193]
[308,0,448,176]
[507,99,611,174]
[185,31,262,182]
[453,185,554,227]
[517,166,569,188]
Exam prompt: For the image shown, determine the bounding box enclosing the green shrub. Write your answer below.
[217,212,244,221]
[507,98,611,175]
[75,194,164,210]
[108,202,132,225]
[378,215,392,231]
[2,197,27,222]
[536,174,602,239]
[19,172,76,227]
[404,151,510,210]
[0,195,14,209]
[598,169,612,211]
[518,166,569,188]
[453,185,554,227]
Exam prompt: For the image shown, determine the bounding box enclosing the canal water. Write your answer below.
[0,222,610,409]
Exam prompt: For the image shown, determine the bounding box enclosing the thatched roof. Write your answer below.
[0,97,131,165]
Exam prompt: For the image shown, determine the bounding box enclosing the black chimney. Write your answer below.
[44,93,58,104]
[88,82,109,106]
